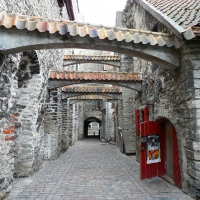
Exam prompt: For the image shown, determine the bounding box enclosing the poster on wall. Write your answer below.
[44,133,51,159]
[147,135,161,164]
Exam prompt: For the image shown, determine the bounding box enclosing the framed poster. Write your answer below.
[147,135,161,164]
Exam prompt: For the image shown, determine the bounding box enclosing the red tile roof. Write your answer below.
[49,71,142,81]
[62,86,122,93]
[64,55,120,61]
[0,12,176,47]
[70,95,115,100]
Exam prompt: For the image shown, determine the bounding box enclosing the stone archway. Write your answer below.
[84,117,101,138]
[48,71,142,91]
[0,12,179,70]
[156,117,182,189]
[63,54,120,68]
[14,50,46,177]
[62,85,123,100]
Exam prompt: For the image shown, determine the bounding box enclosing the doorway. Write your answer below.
[160,119,182,188]
[84,117,101,138]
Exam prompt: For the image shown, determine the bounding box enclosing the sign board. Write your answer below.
[147,135,161,164]
[43,133,51,159]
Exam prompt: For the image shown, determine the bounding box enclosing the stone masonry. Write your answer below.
[122,0,200,198]
[0,0,79,198]
[0,54,18,199]
[1,0,200,199]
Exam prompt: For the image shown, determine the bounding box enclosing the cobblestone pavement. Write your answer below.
[9,139,194,200]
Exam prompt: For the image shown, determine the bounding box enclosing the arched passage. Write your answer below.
[0,12,179,70]
[69,95,118,104]
[14,50,46,177]
[48,71,142,91]
[84,117,101,138]
[62,92,122,100]
[63,54,120,68]
[156,117,182,188]
[64,60,120,68]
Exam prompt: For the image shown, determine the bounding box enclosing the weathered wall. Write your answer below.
[105,102,115,141]
[62,99,69,151]
[0,0,80,197]
[71,103,79,145]
[44,89,64,160]
[14,51,45,177]
[122,0,200,198]
[120,54,138,154]
[0,55,18,199]
[77,102,84,140]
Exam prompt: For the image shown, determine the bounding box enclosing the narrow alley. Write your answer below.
[9,139,193,200]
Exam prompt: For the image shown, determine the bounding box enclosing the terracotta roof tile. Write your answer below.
[62,86,122,93]
[49,71,142,82]
[0,12,175,47]
[63,55,120,61]
[70,95,115,100]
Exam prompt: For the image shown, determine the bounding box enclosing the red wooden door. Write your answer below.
[173,127,182,188]
[140,121,165,180]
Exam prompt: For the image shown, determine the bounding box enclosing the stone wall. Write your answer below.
[105,102,115,141]
[14,51,45,177]
[71,103,79,145]
[0,0,80,197]
[122,0,200,198]
[0,55,18,199]
[62,99,69,151]
[120,54,138,154]
[78,102,84,140]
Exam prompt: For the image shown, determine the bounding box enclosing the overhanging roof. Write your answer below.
[0,12,176,47]
[64,55,120,61]
[62,86,122,93]
[135,0,199,40]
[48,71,142,91]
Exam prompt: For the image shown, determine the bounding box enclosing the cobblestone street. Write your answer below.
[9,139,193,200]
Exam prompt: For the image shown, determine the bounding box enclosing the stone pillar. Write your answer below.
[122,88,137,154]
[78,102,84,140]
[72,103,79,145]
[14,51,45,176]
[105,102,115,141]
[120,54,137,154]
[117,100,124,147]
[68,104,73,146]
[100,99,107,140]
[44,89,62,160]
[61,99,69,152]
